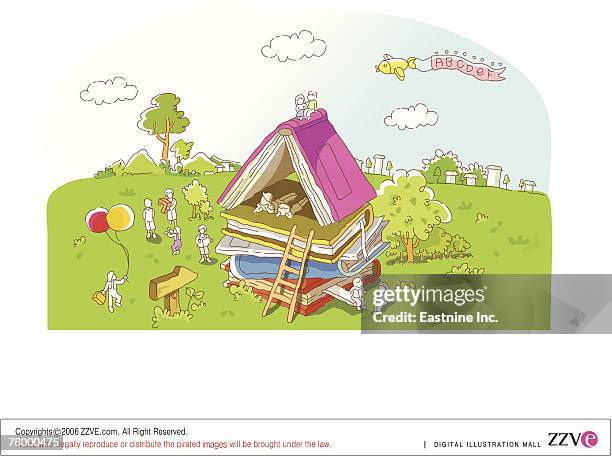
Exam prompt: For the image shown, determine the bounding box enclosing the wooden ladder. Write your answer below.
[262,225,315,323]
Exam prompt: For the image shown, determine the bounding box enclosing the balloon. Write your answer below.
[85,208,109,233]
[106,204,134,231]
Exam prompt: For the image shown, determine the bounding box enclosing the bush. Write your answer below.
[158,160,172,175]
[229,281,263,305]
[446,263,485,275]
[151,306,192,329]
[94,167,115,179]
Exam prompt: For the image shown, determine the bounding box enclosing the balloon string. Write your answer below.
[106,231,130,279]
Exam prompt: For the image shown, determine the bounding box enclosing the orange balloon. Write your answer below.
[106,204,134,231]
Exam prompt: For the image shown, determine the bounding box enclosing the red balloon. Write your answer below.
[86,208,109,233]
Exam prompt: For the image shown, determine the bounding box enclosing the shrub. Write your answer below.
[94,167,115,179]
[448,234,471,257]
[151,306,192,329]
[446,263,485,275]
[229,281,263,305]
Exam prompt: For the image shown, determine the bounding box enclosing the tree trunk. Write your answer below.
[191,204,197,219]
[404,237,415,264]
[161,118,171,161]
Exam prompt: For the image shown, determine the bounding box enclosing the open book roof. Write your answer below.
[218,109,376,226]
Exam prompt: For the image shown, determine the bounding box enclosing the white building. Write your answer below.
[373,154,385,175]
[355,158,364,171]
[486,165,503,187]
[221,160,234,172]
[215,164,225,173]
[445,171,458,184]
[522,180,536,193]
[464,173,477,186]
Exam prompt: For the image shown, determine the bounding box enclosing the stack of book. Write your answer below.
[216,110,388,316]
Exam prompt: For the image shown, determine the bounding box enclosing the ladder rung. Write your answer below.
[277,278,296,289]
[285,252,304,262]
[284,265,300,275]
[270,292,292,304]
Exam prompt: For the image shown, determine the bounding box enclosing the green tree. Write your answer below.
[138,93,190,162]
[182,179,212,220]
[471,167,487,186]
[423,157,460,184]
[372,170,452,264]
[503,174,510,190]
[386,161,393,176]
[365,157,373,173]
[172,139,193,164]
[432,167,442,183]
[518,179,525,191]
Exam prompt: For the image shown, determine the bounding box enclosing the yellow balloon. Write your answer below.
[106,204,134,231]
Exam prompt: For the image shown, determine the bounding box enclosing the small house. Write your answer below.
[522,180,536,193]
[445,170,458,184]
[215,164,225,173]
[221,160,234,172]
[464,173,477,186]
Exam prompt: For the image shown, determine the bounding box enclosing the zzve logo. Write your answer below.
[548,431,598,448]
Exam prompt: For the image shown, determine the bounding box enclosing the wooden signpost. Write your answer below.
[149,266,198,315]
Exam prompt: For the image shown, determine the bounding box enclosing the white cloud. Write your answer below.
[384,103,439,130]
[80,76,138,105]
[261,30,326,62]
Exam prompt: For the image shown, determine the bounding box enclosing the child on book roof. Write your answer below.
[295,94,307,120]
[304,90,318,119]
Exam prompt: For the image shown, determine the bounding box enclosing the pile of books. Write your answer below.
[216,110,388,316]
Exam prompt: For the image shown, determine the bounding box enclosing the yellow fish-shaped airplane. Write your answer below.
[375,54,417,81]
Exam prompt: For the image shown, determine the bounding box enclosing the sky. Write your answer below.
[47,2,550,190]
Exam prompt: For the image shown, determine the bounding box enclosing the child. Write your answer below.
[103,271,127,313]
[349,277,366,311]
[166,226,182,255]
[295,94,307,120]
[196,225,212,263]
[304,90,318,119]
[164,188,177,225]
[142,198,157,239]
